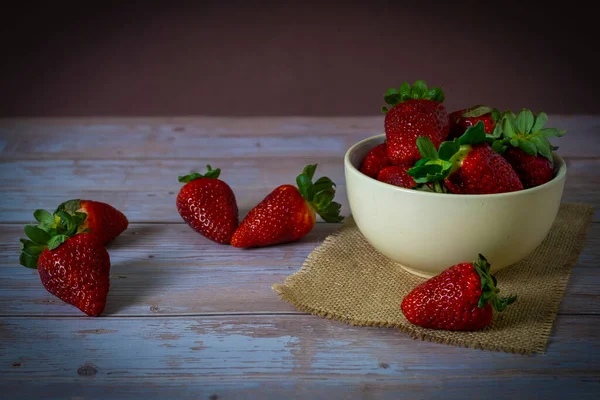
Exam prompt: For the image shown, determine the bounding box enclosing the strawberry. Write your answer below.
[55,199,128,244]
[176,165,239,244]
[359,143,391,178]
[381,80,450,166]
[376,165,416,188]
[407,121,524,194]
[19,210,111,316]
[401,254,516,331]
[231,164,343,248]
[491,109,566,188]
[448,105,502,140]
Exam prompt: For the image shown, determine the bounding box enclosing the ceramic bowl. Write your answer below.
[344,133,566,278]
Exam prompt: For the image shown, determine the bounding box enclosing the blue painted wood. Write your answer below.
[0,116,598,399]
[0,223,597,317]
[0,158,597,223]
[0,116,596,159]
[1,316,599,399]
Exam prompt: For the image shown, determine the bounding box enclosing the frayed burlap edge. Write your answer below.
[272,203,595,354]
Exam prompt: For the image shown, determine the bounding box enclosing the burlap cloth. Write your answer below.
[272,203,594,354]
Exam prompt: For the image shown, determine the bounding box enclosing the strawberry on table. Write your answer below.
[231,164,343,248]
[381,80,450,166]
[401,254,517,331]
[376,165,416,188]
[492,108,566,188]
[55,199,128,244]
[359,142,391,178]
[19,209,111,317]
[448,105,501,139]
[408,121,524,194]
[176,165,239,244]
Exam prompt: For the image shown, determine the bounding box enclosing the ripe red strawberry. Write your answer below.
[176,165,239,244]
[401,254,516,331]
[381,80,450,166]
[359,143,391,178]
[231,164,343,248]
[55,199,128,244]
[19,211,111,317]
[408,121,524,194]
[448,105,501,140]
[491,109,566,188]
[376,165,416,188]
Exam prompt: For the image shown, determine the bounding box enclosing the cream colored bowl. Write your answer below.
[344,134,566,278]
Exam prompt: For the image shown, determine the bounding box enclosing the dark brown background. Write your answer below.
[1,1,597,117]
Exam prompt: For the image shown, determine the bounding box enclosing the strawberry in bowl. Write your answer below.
[346,81,568,277]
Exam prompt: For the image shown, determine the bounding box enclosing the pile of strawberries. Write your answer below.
[360,80,567,193]
[19,165,343,317]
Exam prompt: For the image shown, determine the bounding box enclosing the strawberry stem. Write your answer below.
[381,80,445,113]
[295,164,344,223]
[19,208,87,269]
[473,254,517,312]
[178,164,221,183]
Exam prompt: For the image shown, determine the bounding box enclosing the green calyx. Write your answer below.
[381,80,445,113]
[295,164,344,223]
[490,108,566,161]
[19,208,88,269]
[473,254,517,311]
[178,164,221,183]
[407,121,493,190]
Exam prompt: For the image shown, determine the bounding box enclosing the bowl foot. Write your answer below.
[398,264,436,279]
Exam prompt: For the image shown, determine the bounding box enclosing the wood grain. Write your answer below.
[0,116,596,159]
[1,315,599,399]
[1,223,597,317]
[1,116,598,399]
[0,158,598,223]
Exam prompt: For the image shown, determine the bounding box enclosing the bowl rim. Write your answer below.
[344,133,567,199]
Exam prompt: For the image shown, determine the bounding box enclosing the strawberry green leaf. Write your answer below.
[458,121,487,145]
[399,82,411,99]
[491,108,502,122]
[530,136,553,161]
[381,80,445,111]
[516,109,534,133]
[462,105,492,118]
[438,141,460,161]
[473,254,517,311]
[384,88,401,105]
[296,173,313,201]
[426,87,445,103]
[411,80,427,99]
[416,136,439,160]
[19,252,38,269]
[302,164,317,180]
[47,234,68,251]
[319,202,344,223]
[33,209,54,228]
[178,165,221,183]
[510,138,519,147]
[23,244,45,257]
[24,225,51,245]
[55,199,81,215]
[518,139,537,156]
[540,128,567,137]
[491,139,508,154]
[313,177,336,196]
[313,189,334,210]
[531,111,548,132]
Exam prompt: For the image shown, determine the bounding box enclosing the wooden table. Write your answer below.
[1,117,598,399]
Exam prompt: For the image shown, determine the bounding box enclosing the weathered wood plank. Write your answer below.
[1,315,599,399]
[0,116,597,159]
[3,377,599,400]
[0,158,597,223]
[1,223,596,316]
